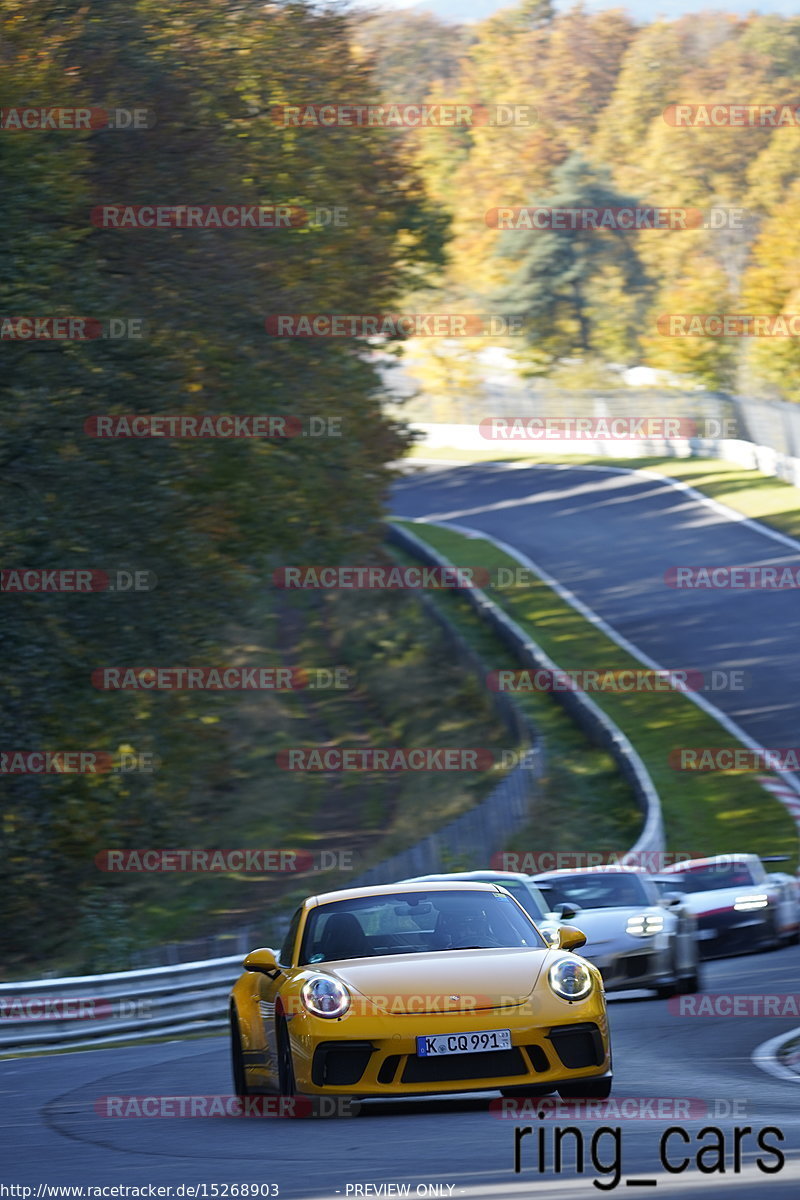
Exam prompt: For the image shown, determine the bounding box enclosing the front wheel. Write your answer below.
[655,948,683,999]
[655,981,679,999]
[230,1008,250,1098]
[277,1018,297,1097]
[677,961,701,994]
[759,913,780,952]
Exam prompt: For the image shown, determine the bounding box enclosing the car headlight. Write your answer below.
[626,913,665,937]
[548,957,593,1001]
[733,894,769,912]
[301,976,351,1018]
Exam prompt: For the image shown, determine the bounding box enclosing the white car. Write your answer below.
[533,866,701,998]
[401,870,554,929]
[659,854,800,957]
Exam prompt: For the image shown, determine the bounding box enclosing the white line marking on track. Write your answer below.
[753,1027,800,1082]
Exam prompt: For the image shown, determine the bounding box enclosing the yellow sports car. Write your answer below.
[229,881,611,1103]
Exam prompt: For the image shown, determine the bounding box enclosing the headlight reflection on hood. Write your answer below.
[733,894,769,912]
[626,913,665,937]
[301,976,351,1018]
[548,957,593,1001]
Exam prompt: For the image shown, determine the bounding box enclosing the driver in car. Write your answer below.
[435,907,495,949]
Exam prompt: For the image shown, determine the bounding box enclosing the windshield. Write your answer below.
[543,872,651,910]
[665,863,758,893]
[299,889,545,963]
[493,880,548,922]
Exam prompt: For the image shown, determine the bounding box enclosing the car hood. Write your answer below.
[324,947,549,1013]
[673,887,768,917]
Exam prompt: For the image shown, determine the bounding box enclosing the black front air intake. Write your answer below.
[401,1047,527,1084]
[547,1023,605,1069]
[311,1041,375,1087]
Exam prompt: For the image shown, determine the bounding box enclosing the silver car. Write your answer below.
[533,867,701,998]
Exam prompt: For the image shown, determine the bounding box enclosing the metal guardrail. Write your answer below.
[1,523,663,1056]
[0,956,242,1055]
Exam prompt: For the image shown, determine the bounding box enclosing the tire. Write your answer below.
[677,964,701,994]
[759,913,780,952]
[677,950,702,994]
[655,981,679,999]
[558,1075,612,1100]
[655,947,683,998]
[277,1018,297,1097]
[230,1008,250,1099]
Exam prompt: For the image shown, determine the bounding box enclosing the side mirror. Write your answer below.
[659,891,684,908]
[553,902,579,921]
[243,947,283,977]
[558,925,587,952]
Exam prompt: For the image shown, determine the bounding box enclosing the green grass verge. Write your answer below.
[394,520,798,867]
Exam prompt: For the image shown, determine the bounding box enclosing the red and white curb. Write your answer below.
[757,776,800,877]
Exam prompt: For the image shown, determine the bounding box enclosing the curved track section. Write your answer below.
[5,462,800,1198]
[393,462,800,748]
[3,954,800,1197]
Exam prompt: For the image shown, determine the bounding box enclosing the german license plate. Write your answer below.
[416,1029,512,1057]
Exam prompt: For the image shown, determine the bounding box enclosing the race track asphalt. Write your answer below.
[3,951,799,1198]
[392,462,800,750]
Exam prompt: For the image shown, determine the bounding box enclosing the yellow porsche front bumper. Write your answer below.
[283,997,610,1096]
